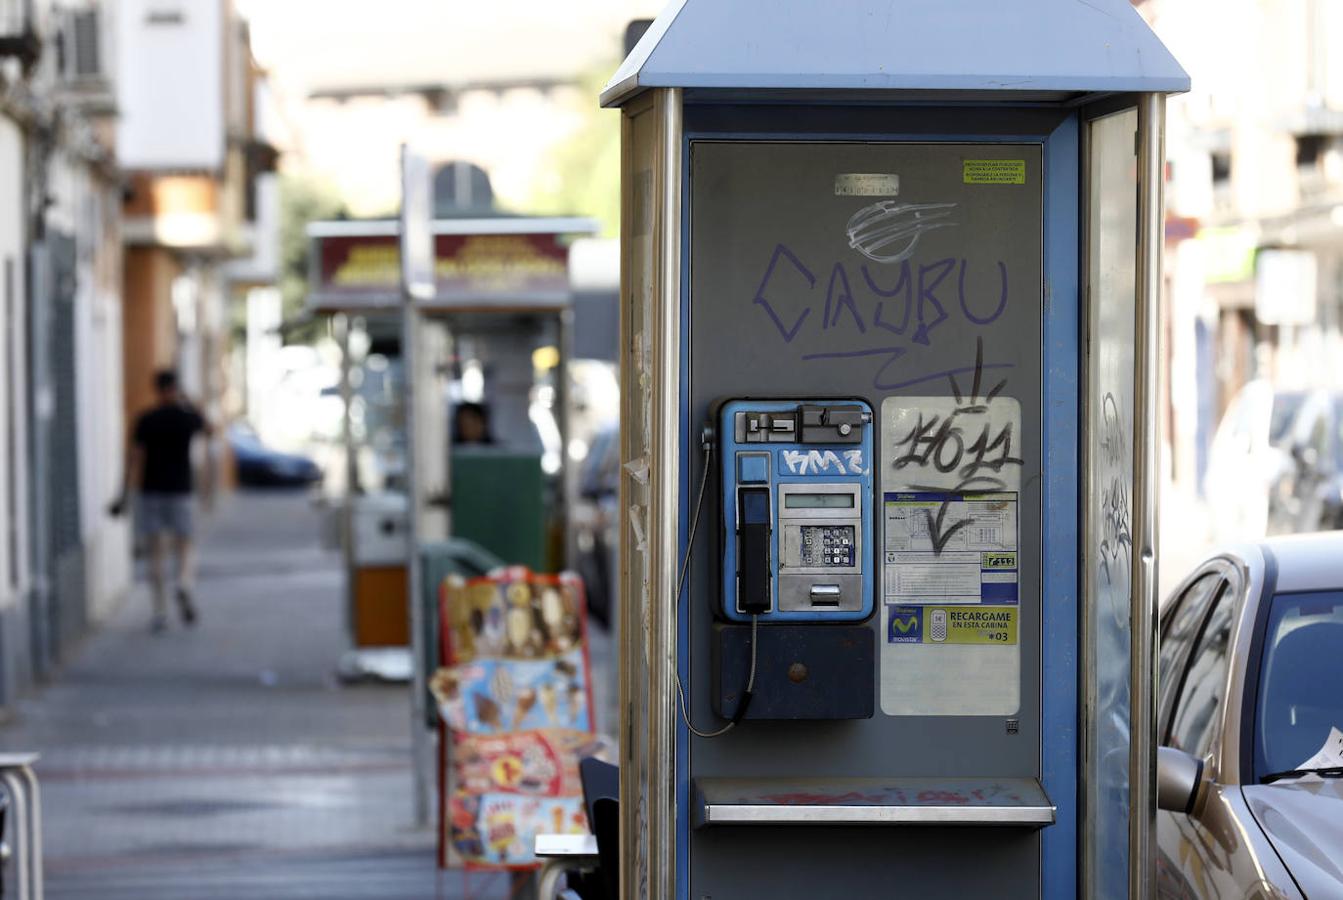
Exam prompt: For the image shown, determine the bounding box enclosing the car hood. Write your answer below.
[1244,780,1343,895]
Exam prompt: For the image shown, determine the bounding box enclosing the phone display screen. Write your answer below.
[784,493,855,509]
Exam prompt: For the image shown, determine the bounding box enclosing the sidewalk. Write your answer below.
[0,492,509,899]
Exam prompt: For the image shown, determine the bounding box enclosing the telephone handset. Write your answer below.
[716,398,875,623]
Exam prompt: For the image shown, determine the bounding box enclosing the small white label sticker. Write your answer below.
[834,173,900,197]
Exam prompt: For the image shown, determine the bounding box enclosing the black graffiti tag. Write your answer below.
[1098,392,1132,612]
[891,338,1023,494]
[890,338,1023,553]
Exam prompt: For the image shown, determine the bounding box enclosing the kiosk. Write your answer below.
[604,2,1187,897]
[306,215,598,650]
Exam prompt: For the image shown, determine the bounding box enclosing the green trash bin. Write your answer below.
[450,448,548,572]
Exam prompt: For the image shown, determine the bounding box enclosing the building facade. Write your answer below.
[1145,0,1343,498]
[0,0,275,711]
[0,0,129,704]
[117,0,276,503]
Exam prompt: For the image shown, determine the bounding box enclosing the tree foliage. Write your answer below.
[278,172,347,326]
[527,63,621,236]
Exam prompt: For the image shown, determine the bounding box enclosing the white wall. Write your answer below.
[116,0,224,170]
[0,117,30,613]
[47,152,132,622]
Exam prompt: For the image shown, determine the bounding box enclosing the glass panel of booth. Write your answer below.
[1083,106,1139,900]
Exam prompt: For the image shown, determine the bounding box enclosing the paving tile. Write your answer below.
[0,493,469,898]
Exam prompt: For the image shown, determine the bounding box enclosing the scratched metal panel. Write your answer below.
[687,139,1043,898]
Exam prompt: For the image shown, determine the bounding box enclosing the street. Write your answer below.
[0,492,506,899]
[0,0,1336,896]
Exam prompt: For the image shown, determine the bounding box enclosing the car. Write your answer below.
[1204,381,1343,542]
[1302,394,1343,532]
[570,423,619,627]
[228,422,323,487]
[1156,533,1343,899]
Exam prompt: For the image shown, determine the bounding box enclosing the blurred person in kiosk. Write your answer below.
[111,369,215,633]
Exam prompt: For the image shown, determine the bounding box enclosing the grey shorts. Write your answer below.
[137,493,195,538]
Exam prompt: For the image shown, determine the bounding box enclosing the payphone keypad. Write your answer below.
[800,525,855,567]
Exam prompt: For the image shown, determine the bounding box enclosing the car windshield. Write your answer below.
[1254,590,1343,780]
[1267,393,1306,447]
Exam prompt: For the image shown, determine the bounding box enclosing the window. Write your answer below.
[1168,591,1237,759]
[1254,590,1343,780]
[1295,134,1330,169]
[1159,573,1224,725]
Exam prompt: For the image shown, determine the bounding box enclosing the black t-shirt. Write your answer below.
[134,404,205,494]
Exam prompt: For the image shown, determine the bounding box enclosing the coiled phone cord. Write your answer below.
[673,442,758,739]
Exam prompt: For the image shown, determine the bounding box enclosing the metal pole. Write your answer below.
[400,146,433,829]
[0,760,42,900]
[555,306,573,570]
[3,772,30,898]
[653,88,683,900]
[18,765,42,900]
[336,315,357,646]
[1129,92,1165,900]
[623,85,682,900]
[403,300,430,828]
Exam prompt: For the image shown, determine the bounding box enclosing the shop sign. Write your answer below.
[316,232,570,306]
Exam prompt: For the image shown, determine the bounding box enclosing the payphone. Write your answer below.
[709,399,876,721]
[605,2,1186,896]
[717,399,873,620]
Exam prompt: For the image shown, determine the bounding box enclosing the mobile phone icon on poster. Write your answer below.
[930,609,948,643]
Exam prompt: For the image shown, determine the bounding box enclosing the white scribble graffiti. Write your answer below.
[846,201,957,264]
[782,449,866,476]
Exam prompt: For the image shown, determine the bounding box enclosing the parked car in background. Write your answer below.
[570,423,619,628]
[228,422,323,487]
[1205,381,1343,542]
[1156,533,1343,898]
[1311,394,1343,531]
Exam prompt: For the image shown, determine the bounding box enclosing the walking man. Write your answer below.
[112,370,213,632]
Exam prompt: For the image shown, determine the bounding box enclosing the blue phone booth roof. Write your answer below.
[601,0,1189,108]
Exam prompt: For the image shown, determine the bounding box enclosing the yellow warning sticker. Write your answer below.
[930,606,1018,645]
[889,605,1019,645]
[963,160,1026,185]
[981,551,1017,571]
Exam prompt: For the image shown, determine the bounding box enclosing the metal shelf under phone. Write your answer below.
[693,777,1055,828]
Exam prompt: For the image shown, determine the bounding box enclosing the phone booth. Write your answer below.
[605,2,1186,897]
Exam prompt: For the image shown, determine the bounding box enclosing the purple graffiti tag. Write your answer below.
[802,346,905,363]
[803,346,906,384]
[753,244,816,343]
[913,258,955,345]
[875,361,1014,392]
[958,259,1009,325]
[862,263,912,336]
[824,263,866,334]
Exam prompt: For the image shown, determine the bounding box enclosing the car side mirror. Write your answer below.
[1157,746,1208,814]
